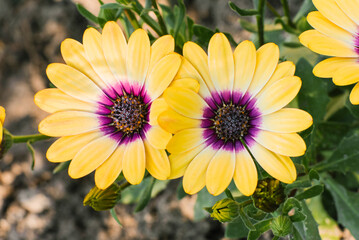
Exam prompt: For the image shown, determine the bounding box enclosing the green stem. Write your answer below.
[238,199,253,208]
[124,10,141,29]
[118,181,131,191]
[256,0,265,46]
[12,134,51,143]
[280,0,296,29]
[266,1,281,18]
[151,0,167,35]
[272,236,279,240]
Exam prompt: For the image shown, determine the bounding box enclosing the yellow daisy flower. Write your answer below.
[0,106,5,144]
[35,21,182,189]
[159,33,313,196]
[299,0,359,104]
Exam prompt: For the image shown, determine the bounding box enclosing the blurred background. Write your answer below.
[0,0,304,239]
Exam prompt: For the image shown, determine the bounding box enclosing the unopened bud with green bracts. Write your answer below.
[271,215,293,237]
[83,184,121,211]
[210,198,240,222]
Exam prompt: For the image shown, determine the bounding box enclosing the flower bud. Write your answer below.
[271,215,293,237]
[210,198,239,222]
[83,184,121,211]
[252,178,286,213]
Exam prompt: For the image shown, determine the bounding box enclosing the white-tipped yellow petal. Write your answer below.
[149,98,168,125]
[247,43,279,97]
[145,125,172,149]
[183,41,215,92]
[299,30,357,57]
[126,29,150,86]
[163,87,208,119]
[261,61,296,92]
[148,35,175,74]
[168,144,206,179]
[95,144,126,189]
[336,0,359,26]
[83,27,118,86]
[34,89,96,113]
[69,135,119,178]
[206,149,235,196]
[250,143,297,183]
[167,128,205,154]
[313,57,357,78]
[61,39,106,88]
[233,150,258,196]
[256,76,301,115]
[169,78,200,93]
[102,21,127,81]
[208,33,234,92]
[349,82,359,104]
[254,131,306,157]
[313,0,357,34]
[39,111,100,137]
[233,40,256,93]
[259,108,313,133]
[158,109,201,134]
[307,11,354,44]
[122,138,146,185]
[183,146,217,195]
[47,131,102,162]
[144,140,170,180]
[46,63,104,103]
[333,65,359,86]
[147,53,181,100]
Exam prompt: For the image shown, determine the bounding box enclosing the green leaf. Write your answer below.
[295,185,324,201]
[345,97,359,118]
[283,42,303,48]
[173,0,186,39]
[176,180,187,200]
[193,25,215,48]
[294,0,315,22]
[248,219,272,240]
[229,1,258,16]
[225,217,249,238]
[293,201,321,240]
[100,3,122,9]
[309,169,320,181]
[134,177,156,212]
[53,161,71,174]
[76,4,99,24]
[323,174,359,239]
[110,208,123,227]
[239,207,256,231]
[285,175,312,193]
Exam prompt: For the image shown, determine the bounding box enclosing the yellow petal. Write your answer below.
[260,108,313,133]
[254,131,306,157]
[148,35,175,74]
[47,131,102,162]
[336,0,359,26]
[299,30,357,57]
[144,140,170,180]
[183,146,217,195]
[349,82,359,104]
[83,27,118,86]
[34,89,96,113]
[149,98,168,125]
[250,143,297,183]
[126,29,150,85]
[167,128,205,154]
[333,65,359,86]
[102,21,127,81]
[39,111,100,137]
[247,43,279,97]
[0,122,3,144]
[122,138,146,185]
[307,11,354,44]
[158,109,201,134]
[46,63,104,103]
[0,106,5,125]
[233,40,256,93]
[145,125,172,149]
[146,53,181,100]
[163,87,208,119]
[183,41,215,92]
[95,143,125,189]
[69,135,119,178]
[256,76,301,115]
[168,144,206,179]
[206,149,235,196]
[233,150,257,196]
[61,39,106,88]
[169,78,200,93]
[313,57,357,78]
[208,33,234,91]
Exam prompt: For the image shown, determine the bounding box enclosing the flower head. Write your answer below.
[159,33,312,196]
[299,0,359,104]
[35,22,181,188]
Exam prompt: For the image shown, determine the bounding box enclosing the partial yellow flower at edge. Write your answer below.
[159,33,313,197]
[0,106,5,144]
[35,21,181,189]
[299,0,359,104]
